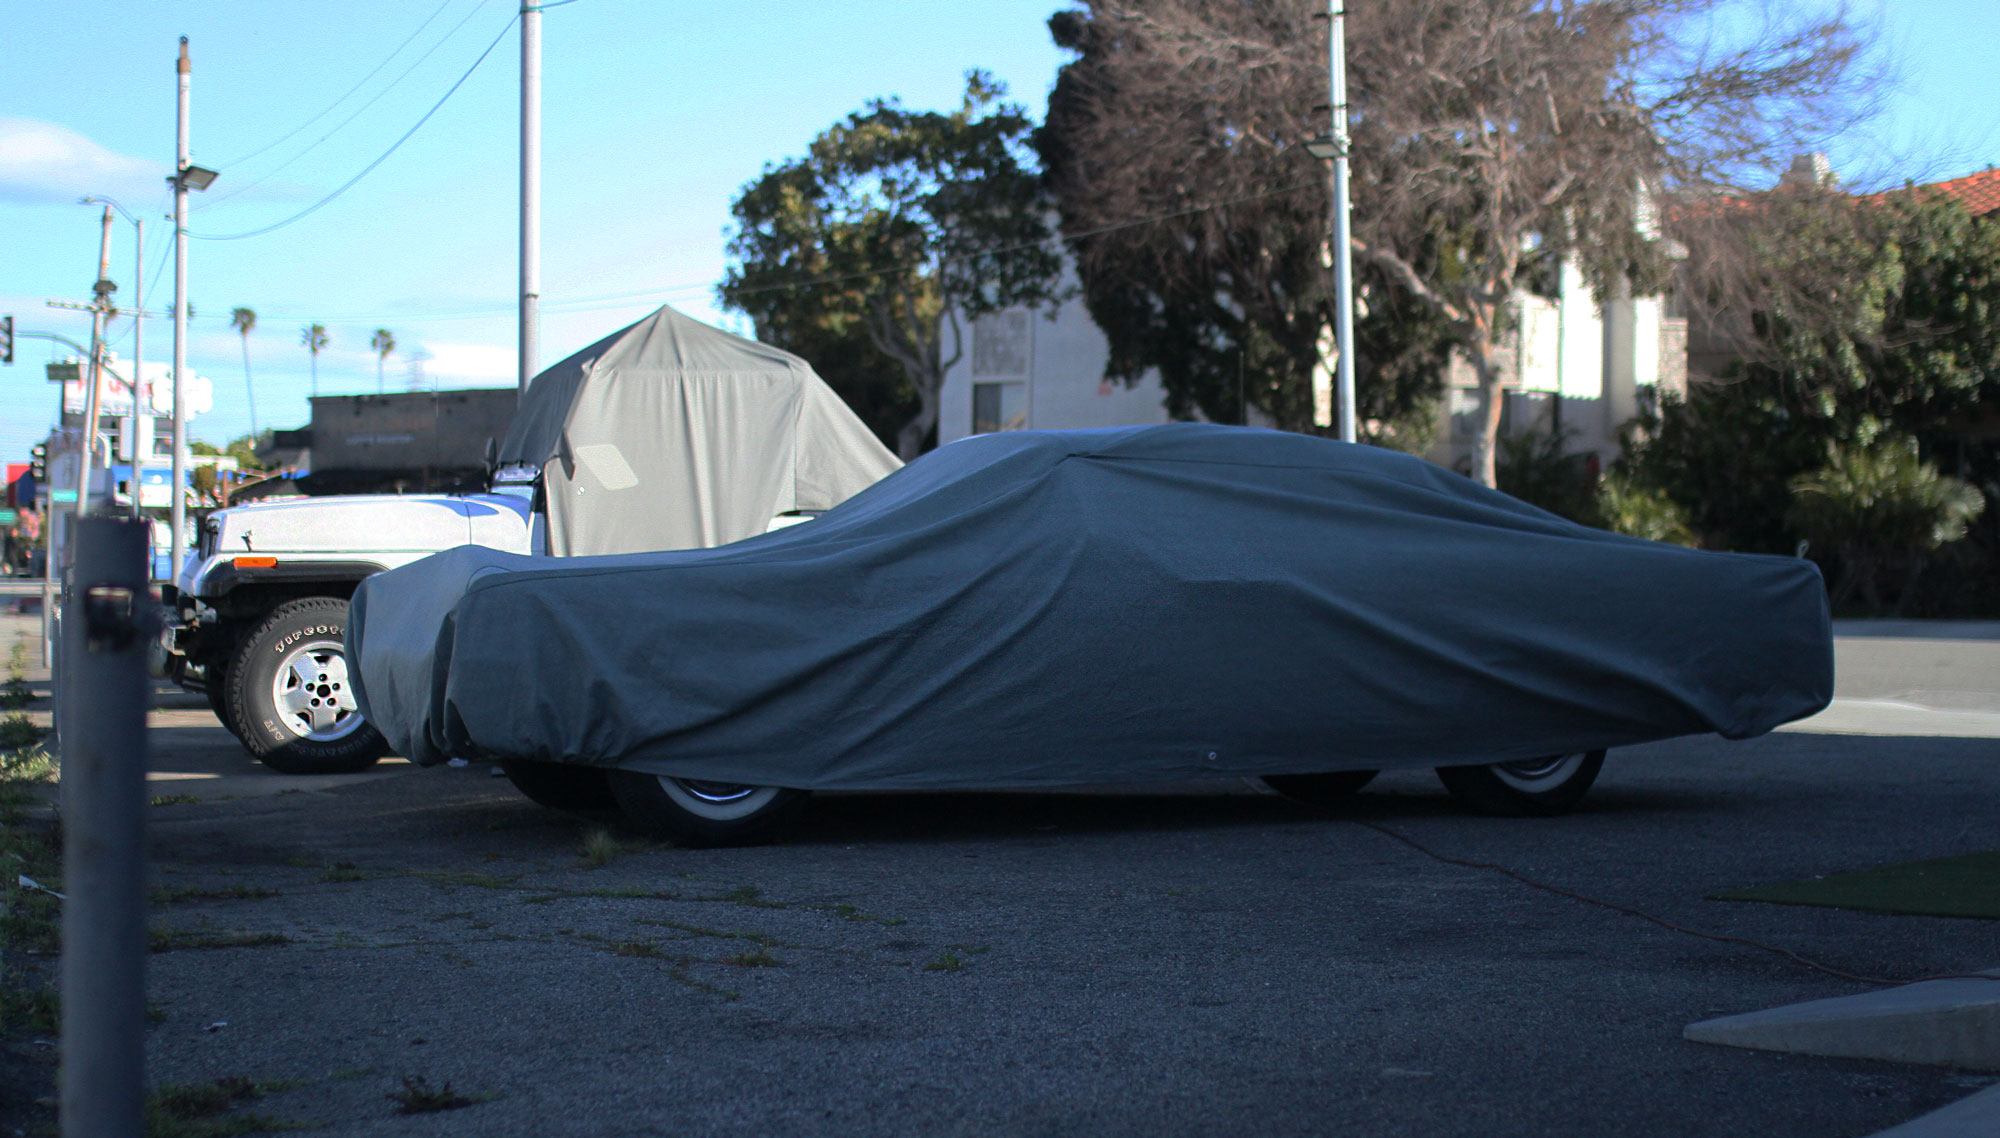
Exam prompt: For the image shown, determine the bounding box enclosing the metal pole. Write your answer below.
[58,517,151,1138]
[171,37,190,581]
[1329,0,1357,444]
[131,217,145,524]
[518,3,541,395]
[76,207,116,522]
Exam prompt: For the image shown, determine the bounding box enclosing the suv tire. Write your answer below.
[227,597,388,774]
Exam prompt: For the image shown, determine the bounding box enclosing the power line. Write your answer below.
[190,11,518,242]
[195,179,1325,324]
[205,0,498,210]
[212,0,459,171]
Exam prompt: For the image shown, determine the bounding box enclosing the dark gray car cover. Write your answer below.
[348,424,1833,786]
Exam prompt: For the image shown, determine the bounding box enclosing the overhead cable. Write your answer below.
[190,11,518,242]
[213,0,459,171]
[205,0,498,210]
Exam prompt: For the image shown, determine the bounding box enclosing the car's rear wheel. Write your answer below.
[1434,750,1605,816]
[1262,769,1379,807]
[228,598,388,775]
[502,760,619,812]
[607,771,809,847]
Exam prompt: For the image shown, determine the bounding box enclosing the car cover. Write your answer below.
[496,304,902,555]
[349,424,1834,785]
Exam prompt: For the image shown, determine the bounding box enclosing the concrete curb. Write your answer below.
[1862,1082,2000,1138]
[1685,970,2000,1071]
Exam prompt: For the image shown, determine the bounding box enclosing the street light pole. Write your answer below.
[1328,0,1357,444]
[130,217,144,522]
[519,2,541,396]
[83,197,149,524]
[172,37,192,580]
[75,206,116,524]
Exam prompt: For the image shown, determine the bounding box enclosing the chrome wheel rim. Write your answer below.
[1492,752,1588,792]
[270,638,363,742]
[657,777,781,821]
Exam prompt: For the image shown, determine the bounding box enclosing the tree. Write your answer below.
[1628,188,2000,552]
[230,306,258,436]
[1038,0,1874,484]
[301,323,329,398]
[1787,438,1985,615]
[369,329,395,395]
[721,72,1064,459]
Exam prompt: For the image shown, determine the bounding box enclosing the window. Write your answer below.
[971,382,1027,435]
[971,311,1031,378]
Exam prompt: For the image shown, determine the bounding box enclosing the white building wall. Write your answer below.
[939,290,1173,445]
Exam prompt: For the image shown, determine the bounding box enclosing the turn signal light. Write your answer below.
[233,555,278,569]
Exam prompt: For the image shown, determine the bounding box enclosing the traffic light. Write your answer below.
[0,315,12,364]
[30,442,47,480]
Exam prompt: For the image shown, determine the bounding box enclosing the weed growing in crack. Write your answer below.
[151,885,281,905]
[387,1074,476,1114]
[923,952,965,973]
[144,1075,302,1136]
[149,928,292,953]
[581,827,651,867]
[726,948,780,968]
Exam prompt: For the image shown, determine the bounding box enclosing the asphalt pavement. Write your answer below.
[3,605,1998,1136]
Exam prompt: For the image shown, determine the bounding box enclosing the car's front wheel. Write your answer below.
[228,597,388,775]
[1434,750,1605,816]
[607,771,809,847]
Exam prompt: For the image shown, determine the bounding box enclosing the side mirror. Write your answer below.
[482,436,498,487]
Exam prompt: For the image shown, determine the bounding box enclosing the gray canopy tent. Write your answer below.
[497,304,902,555]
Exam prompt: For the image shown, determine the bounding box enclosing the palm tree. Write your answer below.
[230,307,258,436]
[369,329,395,395]
[300,323,329,397]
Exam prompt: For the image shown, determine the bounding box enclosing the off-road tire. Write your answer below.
[227,597,387,774]
[607,771,809,848]
[205,666,241,739]
[502,760,620,812]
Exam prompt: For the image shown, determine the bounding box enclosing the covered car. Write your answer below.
[348,424,1833,844]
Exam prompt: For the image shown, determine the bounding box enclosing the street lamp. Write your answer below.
[170,164,219,192]
[166,35,219,581]
[79,196,150,523]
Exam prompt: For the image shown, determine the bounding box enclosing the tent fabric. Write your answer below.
[349,424,1834,785]
[496,305,901,555]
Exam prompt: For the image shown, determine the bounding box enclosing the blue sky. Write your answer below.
[3,0,1996,465]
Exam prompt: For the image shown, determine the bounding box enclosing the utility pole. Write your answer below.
[1328,0,1357,444]
[518,2,541,396]
[75,206,117,523]
[171,37,192,580]
[129,217,145,523]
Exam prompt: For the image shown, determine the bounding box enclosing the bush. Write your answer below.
[1495,428,1599,524]
[1597,473,1697,546]
[1787,438,1986,615]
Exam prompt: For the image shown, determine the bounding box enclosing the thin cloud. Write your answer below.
[0,117,163,205]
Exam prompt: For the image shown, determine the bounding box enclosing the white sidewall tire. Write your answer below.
[1435,750,1605,817]
[607,770,808,848]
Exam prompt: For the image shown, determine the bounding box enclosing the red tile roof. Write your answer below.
[1872,167,2000,216]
